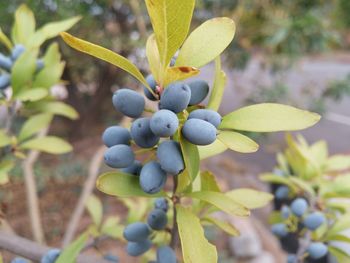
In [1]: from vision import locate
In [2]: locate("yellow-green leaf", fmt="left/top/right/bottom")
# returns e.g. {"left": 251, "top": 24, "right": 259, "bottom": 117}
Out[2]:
{"left": 146, "top": 34, "right": 161, "bottom": 83}
{"left": 328, "top": 246, "right": 350, "bottom": 263}
{"left": 326, "top": 155, "right": 350, "bottom": 172}
{"left": 28, "top": 16, "right": 81, "bottom": 47}
{"left": 176, "top": 17, "right": 235, "bottom": 68}
{"left": 220, "top": 103, "right": 321, "bottom": 132}
{"left": 97, "top": 172, "right": 166, "bottom": 198}
{"left": 12, "top": 4, "right": 36, "bottom": 45}
{"left": 198, "top": 139, "right": 227, "bottom": 160}
{"left": 202, "top": 216, "right": 239, "bottom": 236}
{"left": 163, "top": 66, "right": 200, "bottom": 87}
{"left": 145, "top": 0, "right": 195, "bottom": 70}
{"left": 19, "top": 113, "right": 52, "bottom": 141}
{"left": 260, "top": 173, "right": 298, "bottom": 192}
{"left": 177, "top": 206, "right": 218, "bottom": 263}
{"left": 101, "top": 216, "right": 123, "bottom": 239}
{"left": 19, "top": 136, "right": 72, "bottom": 154}
{"left": 14, "top": 88, "right": 48, "bottom": 102}
{"left": 56, "top": 232, "right": 89, "bottom": 263}
{"left": 11, "top": 49, "right": 39, "bottom": 94}
{"left": 226, "top": 188, "right": 273, "bottom": 209}
{"left": 218, "top": 131, "right": 259, "bottom": 153}
{"left": 31, "top": 101, "right": 79, "bottom": 120}
{"left": 207, "top": 56, "right": 227, "bottom": 111}
{"left": 186, "top": 191, "right": 250, "bottom": 217}
{"left": 0, "top": 130, "right": 11, "bottom": 148}
{"left": 200, "top": 171, "right": 221, "bottom": 192}
{"left": 0, "top": 172, "right": 9, "bottom": 185}
{"left": 0, "top": 27, "right": 12, "bottom": 50}
{"left": 60, "top": 32, "right": 150, "bottom": 89}
{"left": 85, "top": 194, "right": 103, "bottom": 227}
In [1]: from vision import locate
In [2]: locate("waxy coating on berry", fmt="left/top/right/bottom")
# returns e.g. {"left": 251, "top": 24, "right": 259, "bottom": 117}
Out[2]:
{"left": 36, "top": 59, "right": 45, "bottom": 71}
{"left": 281, "top": 205, "right": 290, "bottom": 219}
{"left": 112, "top": 89, "right": 145, "bottom": 118}
{"left": 182, "top": 118, "right": 217, "bottom": 145}
{"left": 150, "top": 109, "right": 179, "bottom": 137}
{"left": 307, "top": 242, "right": 328, "bottom": 259}
{"left": 147, "top": 209, "right": 168, "bottom": 230}
{"left": 271, "top": 223, "right": 288, "bottom": 237}
{"left": 0, "top": 54, "right": 13, "bottom": 71}
{"left": 11, "top": 44, "right": 26, "bottom": 61}
{"left": 104, "top": 145, "right": 134, "bottom": 168}
{"left": 275, "top": 186, "right": 289, "bottom": 200}
{"left": 102, "top": 126, "right": 131, "bottom": 147}
{"left": 121, "top": 160, "right": 143, "bottom": 176}
{"left": 40, "top": 248, "right": 61, "bottom": 263}
{"left": 103, "top": 254, "right": 119, "bottom": 262}
{"left": 188, "top": 80, "right": 209, "bottom": 105}
{"left": 140, "top": 161, "right": 167, "bottom": 194}
{"left": 0, "top": 74, "right": 10, "bottom": 90}
{"left": 126, "top": 239, "right": 152, "bottom": 257}
{"left": 144, "top": 75, "right": 158, "bottom": 101}
{"left": 290, "top": 198, "right": 308, "bottom": 217}
{"left": 123, "top": 222, "right": 150, "bottom": 242}
{"left": 157, "top": 140, "right": 184, "bottom": 175}
{"left": 131, "top": 118, "right": 160, "bottom": 148}
{"left": 160, "top": 82, "right": 191, "bottom": 113}
{"left": 154, "top": 198, "right": 168, "bottom": 212}
{"left": 303, "top": 212, "right": 326, "bottom": 231}
{"left": 157, "top": 246, "right": 177, "bottom": 263}
{"left": 188, "top": 109, "right": 222, "bottom": 128}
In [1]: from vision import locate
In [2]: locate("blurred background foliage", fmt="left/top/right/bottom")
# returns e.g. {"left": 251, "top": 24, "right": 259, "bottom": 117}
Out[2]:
{"left": 1, "top": 0, "right": 349, "bottom": 137}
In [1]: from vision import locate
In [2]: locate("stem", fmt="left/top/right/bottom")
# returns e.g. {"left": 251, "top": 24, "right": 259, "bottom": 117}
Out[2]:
{"left": 170, "top": 175, "right": 179, "bottom": 248}
{"left": 294, "top": 231, "right": 311, "bottom": 263}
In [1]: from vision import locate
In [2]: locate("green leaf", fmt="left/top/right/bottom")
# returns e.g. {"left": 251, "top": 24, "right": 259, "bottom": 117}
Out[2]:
{"left": 328, "top": 246, "right": 350, "bottom": 263}
{"left": 177, "top": 137, "right": 200, "bottom": 193}
{"left": 202, "top": 216, "right": 239, "bottom": 236}
{"left": 18, "top": 113, "right": 53, "bottom": 141}
{"left": 60, "top": 32, "right": 150, "bottom": 89}
{"left": 198, "top": 139, "right": 227, "bottom": 160}
{"left": 217, "top": 131, "right": 259, "bottom": 153}
{"left": 207, "top": 56, "right": 226, "bottom": 111}
{"left": 0, "top": 160, "right": 14, "bottom": 184}
{"left": 0, "top": 130, "right": 11, "bottom": 148}
{"left": 220, "top": 103, "right": 321, "bottom": 132}
{"left": 289, "top": 177, "right": 316, "bottom": 197}
{"left": 19, "top": 136, "right": 72, "bottom": 154}
{"left": 11, "top": 49, "right": 39, "bottom": 94}
{"left": 56, "top": 232, "right": 89, "bottom": 263}
{"left": 176, "top": 18, "right": 235, "bottom": 68}
{"left": 85, "top": 194, "right": 103, "bottom": 227}
{"left": 0, "top": 172, "right": 9, "bottom": 185}
{"left": 327, "top": 213, "right": 350, "bottom": 238}
{"left": 328, "top": 235, "right": 350, "bottom": 243}
{"left": 101, "top": 216, "right": 123, "bottom": 239}
{"left": 177, "top": 206, "right": 218, "bottom": 263}
{"left": 145, "top": 0, "right": 195, "bottom": 70}
{"left": 186, "top": 191, "right": 250, "bottom": 217}
{"left": 260, "top": 173, "right": 298, "bottom": 192}
{"left": 226, "top": 188, "right": 273, "bottom": 209}
{"left": 200, "top": 171, "right": 221, "bottom": 192}
{"left": 14, "top": 88, "right": 48, "bottom": 102}
{"left": 11, "top": 4, "right": 35, "bottom": 45}
{"left": 326, "top": 155, "right": 350, "bottom": 172}
{"left": 164, "top": 66, "right": 200, "bottom": 87}
{"left": 28, "top": 16, "right": 81, "bottom": 47}
{"left": 31, "top": 101, "right": 79, "bottom": 120}
{"left": 146, "top": 34, "right": 161, "bottom": 83}
{"left": 97, "top": 172, "right": 166, "bottom": 198}
{"left": 0, "top": 27, "right": 13, "bottom": 50}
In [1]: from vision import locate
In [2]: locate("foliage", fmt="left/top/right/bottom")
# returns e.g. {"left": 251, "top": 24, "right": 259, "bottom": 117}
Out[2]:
{"left": 61, "top": 0, "right": 321, "bottom": 262}
{"left": 0, "top": 4, "right": 79, "bottom": 185}
{"left": 262, "top": 135, "right": 350, "bottom": 262}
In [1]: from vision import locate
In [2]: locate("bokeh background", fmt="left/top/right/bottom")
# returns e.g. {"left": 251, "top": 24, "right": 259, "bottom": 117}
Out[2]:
{"left": 0, "top": 0, "right": 349, "bottom": 262}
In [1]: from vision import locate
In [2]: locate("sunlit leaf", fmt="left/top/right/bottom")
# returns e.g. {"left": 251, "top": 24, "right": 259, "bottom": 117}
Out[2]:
{"left": 186, "top": 191, "right": 250, "bottom": 217}
{"left": 202, "top": 216, "right": 239, "bottom": 236}
{"left": 0, "top": 27, "right": 13, "bottom": 50}
{"left": 56, "top": 232, "right": 89, "bottom": 263}
{"left": 97, "top": 172, "right": 166, "bottom": 198}
{"left": 18, "top": 113, "right": 52, "bottom": 141}
{"left": 0, "top": 130, "right": 11, "bottom": 148}
{"left": 200, "top": 171, "right": 221, "bottom": 192}
{"left": 14, "top": 88, "right": 48, "bottom": 102}
{"left": 163, "top": 66, "right": 200, "bottom": 87}
{"left": 19, "top": 136, "right": 72, "bottom": 154}
{"left": 60, "top": 32, "right": 150, "bottom": 90}
{"left": 30, "top": 101, "right": 79, "bottom": 120}
{"left": 220, "top": 103, "right": 321, "bottom": 132}
{"left": 11, "top": 4, "right": 35, "bottom": 45}
{"left": 146, "top": 34, "right": 161, "bottom": 83}
{"left": 327, "top": 213, "right": 350, "bottom": 238}
{"left": 85, "top": 194, "right": 103, "bottom": 227}
{"left": 207, "top": 56, "right": 227, "bottom": 111}
{"left": 177, "top": 206, "right": 218, "bottom": 263}
{"left": 218, "top": 131, "right": 259, "bottom": 153}
{"left": 226, "top": 188, "right": 273, "bottom": 209}
{"left": 145, "top": 0, "right": 195, "bottom": 70}
{"left": 176, "top": 18, "right": 235, "bottom": 68}
{"left": 101, "top": 216, "right": 123, "bottom": 239}
{"left": 198, "top": 139, "right": 227, "bottom": 160}
{"left": 328, "top": 246, "right": 350, "bottom": 263}
{"left": 326, "top": 155, "right": 350, "bottom": 172}
{"left": 260, "top": 173, "right": 298, "bottom": 192}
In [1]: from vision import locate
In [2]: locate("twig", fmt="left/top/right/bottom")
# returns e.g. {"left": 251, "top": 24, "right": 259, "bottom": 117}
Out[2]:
{"left": 170, "top": 175, "right": 179, "bottom": 248}
{"left": 22, "top": 128, "right": 49, "bottom": 244}
{"left": 0, "top": 230, "right": 111, "bottom": 263}
{"left": 62, "top": 145, "right": 106, "bottom": 247}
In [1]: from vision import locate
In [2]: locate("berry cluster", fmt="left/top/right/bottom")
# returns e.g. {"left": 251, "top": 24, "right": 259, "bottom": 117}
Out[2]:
{"left": 272, "top": 186, "right": 328, "bottom": 262}
{"left": 102, "top": 75, "right": 221, "bottom": 195}
{"left": 123, "top": 198, "right": 176, "bottom": 262}
{"left": 0, "top": 44, "right": 44, "bottom": 90}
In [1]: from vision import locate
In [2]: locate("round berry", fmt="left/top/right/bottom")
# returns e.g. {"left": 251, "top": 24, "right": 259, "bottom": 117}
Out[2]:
{"left": 154, "top": 198, "right": 168, "bottom": 212}
{"left": 290, "top": 198, "right": 308, "bottom": 217}
{"left": 102, "top": 126, "right": 131, "bottom": 147}
{"left": 140, "top": 161, "right": 167, "bottom": 194}
{"left": 160, "top": 82, "right": 191, "bottom": 113}
{"left": 126, "top": 240, "right": 152, "bottom": 257}
{"left": 281, "top": 205, "right": 290, "bottom": 219}
{"left": 275, "top": 186, "right": 289, "bottom": 200}
{"left": 188, "top": 109, "right": 222, "bottom": 128}
{"left": 144, "top": 75, "right": 158, "bottom": 101}
{"left": 131, "top": 118, "right": 160, "bottom": 148}
{"left": 157, "top": 140, "right": 184, "bottom": 175}
{"left": 150, "top": 109, "right": 179, "bottom": 137}
{"left": 41, "top": 248, "right": 61, "bottom": 263}
{"left": 157, "top": 246, "right": 177, "bottom": 263}
{"left": 188, "top": 80, "right": 209, "bottom": 105}
{"left": 271, "top": 223, "right": 288, "bottom": 237}
{"left": 104, "top": 145, "right": 134, "bottom": 168}
{"left": 307, "top": 242, "right": 328, "bottom": 259}
{"left": 11, "top": 44, "right": 26, "bottom": 61}
{"left": 123, "top": 222, "right": 150, "bottom": 242}
{"left": 303, "top": 212, "right": 326, "bottom": 231}
{"left": 147, "top": 209, "right": 168, "bottom": 230}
